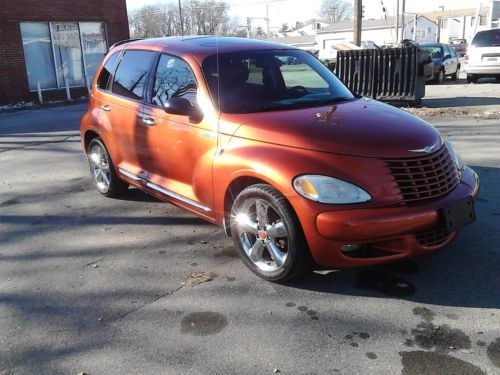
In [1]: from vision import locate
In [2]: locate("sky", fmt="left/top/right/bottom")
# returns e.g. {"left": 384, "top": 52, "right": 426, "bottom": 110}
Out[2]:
{"left": 126, "top": 0, "right": 486, "bottom": 30}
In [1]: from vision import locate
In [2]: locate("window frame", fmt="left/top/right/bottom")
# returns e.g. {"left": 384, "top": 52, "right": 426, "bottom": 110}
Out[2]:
{"left": 96, "top": 50, "right": 123, "bottom": 93}
{"left": 145, "top": 52, "right": 200, "bottom": 110}
{"left": 108, "top": 49, "right": 158, "bottom": 103}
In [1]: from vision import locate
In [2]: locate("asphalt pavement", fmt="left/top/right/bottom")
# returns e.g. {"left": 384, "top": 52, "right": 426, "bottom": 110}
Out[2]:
{"left": 0, "top": 97, "right": 499, "bottom": 375}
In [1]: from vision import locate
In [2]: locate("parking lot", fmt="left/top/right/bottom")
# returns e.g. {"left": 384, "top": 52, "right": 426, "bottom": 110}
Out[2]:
{"left": 1, "top": 81, "right": 499, "bottom": 374}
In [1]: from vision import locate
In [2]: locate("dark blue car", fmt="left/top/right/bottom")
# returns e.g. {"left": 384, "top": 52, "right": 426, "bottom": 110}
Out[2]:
{"left": 421, "top": 43, "right": 461, "bottom": 84}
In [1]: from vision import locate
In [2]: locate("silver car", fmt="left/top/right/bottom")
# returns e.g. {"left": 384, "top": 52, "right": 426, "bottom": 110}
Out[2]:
{"left": 465, "top": 29, "right": 500, "bottom": 83}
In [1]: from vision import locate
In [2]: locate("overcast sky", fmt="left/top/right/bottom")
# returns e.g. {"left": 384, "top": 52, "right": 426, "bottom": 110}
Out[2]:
{"left": 126, "top": 0, "right": 484, "bottom": 30}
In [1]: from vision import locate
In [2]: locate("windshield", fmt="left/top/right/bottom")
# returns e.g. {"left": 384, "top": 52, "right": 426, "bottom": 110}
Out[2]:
{"left": 422, "top": 46, "right": 443, "bottom": 59}
{"left": 201, "top": 49, "right": 354, "bottom": 114}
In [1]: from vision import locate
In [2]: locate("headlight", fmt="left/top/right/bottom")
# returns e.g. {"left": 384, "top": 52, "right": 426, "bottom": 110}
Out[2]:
{"left": 293, "top": 175, "right": 371, "bottom": 204}
{"left": 445, "top": 139, "right": 463, "bottom": 170}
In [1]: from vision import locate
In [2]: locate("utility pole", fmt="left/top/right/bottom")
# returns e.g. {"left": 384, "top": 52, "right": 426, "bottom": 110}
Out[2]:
{"left": 395, "top": 0, "right": 399, "bottom": 44}
{"left": 178, "top": 0, "right": 184, "bottom": 36}
{"left": 400, "top": 0, "right": 406, "bottom": 42}
{"left": 353, "top": 0, "right": 362, "bottom": 46}
{"left": 266, "top": 4, "right": 270, "bottom": 37}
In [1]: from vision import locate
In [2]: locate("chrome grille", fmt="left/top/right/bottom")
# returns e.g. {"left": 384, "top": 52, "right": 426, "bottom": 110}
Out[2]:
{"left": 385, "top": 145, "right": 460, "bottom": 203}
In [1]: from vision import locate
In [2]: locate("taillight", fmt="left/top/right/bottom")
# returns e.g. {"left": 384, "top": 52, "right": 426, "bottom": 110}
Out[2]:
{"left": 464, "top": 55, "right": 469, "bottom": 61}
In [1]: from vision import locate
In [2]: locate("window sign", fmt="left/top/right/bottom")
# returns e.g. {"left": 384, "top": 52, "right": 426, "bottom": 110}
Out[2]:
{"left": 80, "top": 22, "right": 108, "bottom": 84}
{"left": 51, "top": 22, "right": 86, "bottom": 88}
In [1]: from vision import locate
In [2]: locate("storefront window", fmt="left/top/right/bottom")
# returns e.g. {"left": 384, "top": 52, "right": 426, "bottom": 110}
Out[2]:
{"left": 20, "top": 23, "right": 58, "bottom": 90}
{"left": 20, "top": 21, "right": 107, "bottom": 91}
{"left": 80, "top": 22, "right": 108, "bottom": 84}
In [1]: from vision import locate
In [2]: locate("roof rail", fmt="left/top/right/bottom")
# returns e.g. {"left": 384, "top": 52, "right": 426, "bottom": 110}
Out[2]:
{"left": 108, "top": 38, "right": 143, "bottom": 50}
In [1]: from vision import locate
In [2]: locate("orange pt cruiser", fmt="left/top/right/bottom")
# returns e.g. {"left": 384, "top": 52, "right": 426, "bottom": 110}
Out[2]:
{"left": 81, "top": 37, "right": 479, "bottom": 282}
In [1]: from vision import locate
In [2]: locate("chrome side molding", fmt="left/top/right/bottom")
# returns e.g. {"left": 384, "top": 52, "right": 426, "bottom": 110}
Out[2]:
{"left": 146, "top": 182, "right": 212, "bottom": 212}
{"left": 118, "top": 168, "right": 143, "bottom": 181}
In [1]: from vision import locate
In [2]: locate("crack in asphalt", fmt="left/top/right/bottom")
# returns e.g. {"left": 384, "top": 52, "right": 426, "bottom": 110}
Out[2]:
{"left": 0, "top": 135, "right": 78, "bottom": 153}
{"left": 111, "top": 284, "right": 186, "bottom": 324}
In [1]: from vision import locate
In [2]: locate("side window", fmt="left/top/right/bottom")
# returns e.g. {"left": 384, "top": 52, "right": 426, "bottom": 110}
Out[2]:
{"left": 112, "top": 50, "right": 155, "bottom": 100}
{"left": 97, "top": 52, "right": 120, "bottom": 91}
{"left": 152, "top": 55, "right": 197, "bottom": 107}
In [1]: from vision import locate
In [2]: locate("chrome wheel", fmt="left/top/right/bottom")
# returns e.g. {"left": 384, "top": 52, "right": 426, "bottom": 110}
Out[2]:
{"left": 88, "top": 144, "right": 111, "bottom": 193}
{"left": 234, "top": 198, "right": 289, "bottom": 272}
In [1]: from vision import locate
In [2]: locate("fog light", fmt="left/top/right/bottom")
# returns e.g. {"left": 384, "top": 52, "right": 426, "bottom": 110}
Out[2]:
{"left": 340, "top": 244, "right": 364, "bottom": 253}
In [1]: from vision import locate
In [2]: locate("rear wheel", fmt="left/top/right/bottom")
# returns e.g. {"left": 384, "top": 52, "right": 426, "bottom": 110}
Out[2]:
{"left": 87, "top": 138, "right": 128, "bottom": 197}
{"left": 230, "top": 184, "right": 312, "bottom": 282}
{"left": 467, "top": 74, "right": 479, "bottom": 83}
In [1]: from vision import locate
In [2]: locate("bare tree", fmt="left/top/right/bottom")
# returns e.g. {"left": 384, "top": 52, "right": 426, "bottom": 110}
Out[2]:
{"left": 279, "top": 23, "right": 290, "bottom": 36}
{"left": 129, "top": 0, "right": 240, "bottom": 38}
{"left": 319, "top": 0, "right": 353, "bottom": 23}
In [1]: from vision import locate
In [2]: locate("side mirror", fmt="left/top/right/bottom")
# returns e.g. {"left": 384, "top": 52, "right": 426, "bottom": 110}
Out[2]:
{"left": 164, "top": 97, "right": 202, "bottom": 122}
{"left": 444, "top": 54, "right": 452, "bottom": 60}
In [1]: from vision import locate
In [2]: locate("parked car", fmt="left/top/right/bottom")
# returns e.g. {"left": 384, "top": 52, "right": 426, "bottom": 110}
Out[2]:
{"left": 420, "top": 43, "right": 461, "bottom": 83}
{"left": 81, "top": 37, "right": 479, "bottom": 282}
{"left": 449, "top": 38, "right": 467, "bottom": 56}
{"left": 465, "top": 29, "right": 500, "bottom": 83}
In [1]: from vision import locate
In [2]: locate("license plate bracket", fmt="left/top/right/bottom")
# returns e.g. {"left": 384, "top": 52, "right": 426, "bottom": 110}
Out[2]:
{"left": 442, "top": 196, "right": 476, "bottom": 233}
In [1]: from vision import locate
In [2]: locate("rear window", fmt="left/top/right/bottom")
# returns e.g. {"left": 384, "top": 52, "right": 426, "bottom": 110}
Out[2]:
{"left": 112, "top": 50, "right": 156, "bottom": 100}
{"left": 97, "top": 52, "right": 120, "bottom": 90}
{"left": 471, "top": 29, "right": 500, "bottom": 47}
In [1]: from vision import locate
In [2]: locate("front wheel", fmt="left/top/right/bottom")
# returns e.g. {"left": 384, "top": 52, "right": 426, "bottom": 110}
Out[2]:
{"left": 230, "top": 184, "right": 313, "bottom": 282}
{"left": 435, "top": 69, "right": 445, "bottom": 84}
{"left": 87, "top": 138, "right": 128, "bottom": 197}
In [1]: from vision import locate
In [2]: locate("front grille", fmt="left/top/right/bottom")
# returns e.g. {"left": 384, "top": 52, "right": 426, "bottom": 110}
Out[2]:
{"left": 415, "top": 227, "right": 451, "bottom": 247}
{"left": 385, "top": 145, "right": 460, "bottom": 203}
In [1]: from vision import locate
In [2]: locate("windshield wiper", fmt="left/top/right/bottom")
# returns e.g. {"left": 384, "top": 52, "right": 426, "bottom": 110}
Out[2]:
{"left": 314, "top": 96, "right": 355, "bottom": 107}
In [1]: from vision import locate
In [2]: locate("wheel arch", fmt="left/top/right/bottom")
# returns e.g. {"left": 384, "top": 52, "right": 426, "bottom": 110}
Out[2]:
{"left": 83, "top": 129, "right": 100, "bottom": 152}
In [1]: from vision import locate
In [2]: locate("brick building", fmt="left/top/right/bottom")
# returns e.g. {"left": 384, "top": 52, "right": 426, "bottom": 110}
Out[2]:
{"left": 0, "top": 0, "right": 129, "bottom": 104}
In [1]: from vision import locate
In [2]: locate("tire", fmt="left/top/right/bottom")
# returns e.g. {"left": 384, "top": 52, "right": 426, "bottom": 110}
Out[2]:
{"left": 467, "top": 74, "right": 478, "bottom": 83}
{"left": 230, "top": 184, "right": 313, "bottom": 282}
{"left": 87, "top": 138, "right": 128, "bottom": 197}
{"left": 435, "top": 69, "right": 445, "bottom": 84}
{"left": 451, "top": 71, "right": 458, "bottom": 81}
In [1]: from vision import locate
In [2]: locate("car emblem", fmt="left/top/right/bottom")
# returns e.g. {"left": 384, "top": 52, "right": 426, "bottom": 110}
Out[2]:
{"left": 408, "top": 143, "right": 436, "bottom": 154}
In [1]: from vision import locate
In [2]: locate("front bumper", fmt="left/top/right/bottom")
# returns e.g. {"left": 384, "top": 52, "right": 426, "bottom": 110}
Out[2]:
{"left": 303, "top": 167, "right": 479, "bottom": 268}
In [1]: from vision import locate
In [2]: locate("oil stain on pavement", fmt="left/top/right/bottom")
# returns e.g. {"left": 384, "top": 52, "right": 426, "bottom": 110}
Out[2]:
{"left": 181, "top": 311, "right": 228, "bottom": 336}
{"left": 399, "top": 306, "right": 486, "bottom": 374}
{"left": 487, "top": 338, "right": 500, "bottom": 369}
{"left": 400, "top": 351, "right": 485, "bottom": 375}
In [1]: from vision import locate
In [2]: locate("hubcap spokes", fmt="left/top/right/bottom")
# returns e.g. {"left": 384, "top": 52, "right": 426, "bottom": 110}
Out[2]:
{"left": 235, "top": 199, "right": 288, "bottom": 272}
{"left": 89, "top": 145, "right": 111, "bottom": 192}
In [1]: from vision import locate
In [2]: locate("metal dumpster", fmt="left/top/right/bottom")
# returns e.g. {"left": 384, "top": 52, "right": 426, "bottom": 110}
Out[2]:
{"left": 334, "top": 47, "right": 433, "bottom": 106}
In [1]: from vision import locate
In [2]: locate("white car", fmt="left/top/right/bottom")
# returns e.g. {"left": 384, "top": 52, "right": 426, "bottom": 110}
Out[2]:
{"left": 465, "top": 29, "right": 500, "bottom": 83}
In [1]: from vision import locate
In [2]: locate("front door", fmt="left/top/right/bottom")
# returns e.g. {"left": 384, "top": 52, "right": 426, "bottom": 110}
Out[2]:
{"left": 139, "top": 54, "right": 218, "bottom": 218}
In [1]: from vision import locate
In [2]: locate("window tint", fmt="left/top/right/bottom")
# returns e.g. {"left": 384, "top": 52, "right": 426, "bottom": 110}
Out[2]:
{"left": 112, "top": 50, "right": 155, "bottom": 100}
{"left": 152, "top": 55, "right": 197, "bottom": 107}
{"left": 97, "top": 52, "right": 120, "bottom": 90}
{"left": 472, "top": 29, "right": 500, "bottom": 47}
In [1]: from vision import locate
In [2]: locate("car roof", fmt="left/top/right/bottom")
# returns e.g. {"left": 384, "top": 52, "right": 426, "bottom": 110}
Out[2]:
{"left": 117, "top": 36, "right": 297, "bottom": 62}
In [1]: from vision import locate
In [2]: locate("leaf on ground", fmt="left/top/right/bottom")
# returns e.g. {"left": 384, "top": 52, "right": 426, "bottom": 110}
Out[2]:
{"left": 185, "top": 271, "right": 217, "bottom": 287}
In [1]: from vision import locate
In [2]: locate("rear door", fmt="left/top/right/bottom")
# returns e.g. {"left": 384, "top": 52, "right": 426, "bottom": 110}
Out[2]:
{"left": 105, "top": 50, "right": 156, "bottom": 180}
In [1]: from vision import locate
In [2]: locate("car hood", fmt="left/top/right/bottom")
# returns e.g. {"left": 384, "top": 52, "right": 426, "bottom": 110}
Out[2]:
{"left": 223, "top": 98, "right": 442, "bottom": 158}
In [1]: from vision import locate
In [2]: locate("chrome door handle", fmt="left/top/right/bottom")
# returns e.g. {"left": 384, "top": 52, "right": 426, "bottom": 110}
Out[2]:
{"left": 141, "top": 117, "right": 156, "bottom": 126}
{"left": 101, "top": 105, "right": 111, "bottom": 112}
